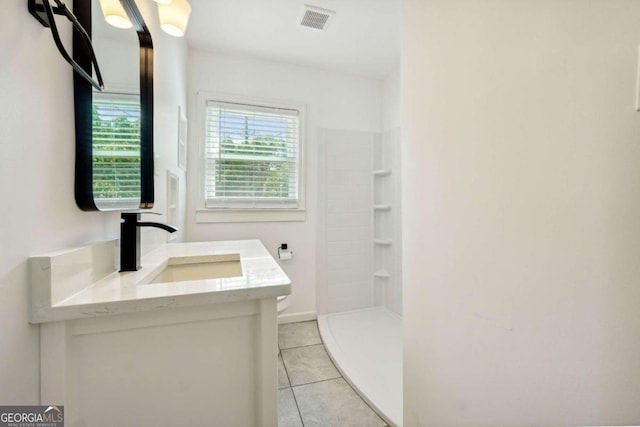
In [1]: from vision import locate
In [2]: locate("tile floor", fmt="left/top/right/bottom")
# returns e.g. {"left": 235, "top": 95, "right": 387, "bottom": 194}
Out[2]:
{"left": 277, "top": 320, "right": 388, "bottom": 427}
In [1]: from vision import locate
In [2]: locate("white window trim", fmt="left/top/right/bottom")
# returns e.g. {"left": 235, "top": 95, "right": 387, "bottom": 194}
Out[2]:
{"left": 196, "top": 91, "right": 307, "bottom": 223}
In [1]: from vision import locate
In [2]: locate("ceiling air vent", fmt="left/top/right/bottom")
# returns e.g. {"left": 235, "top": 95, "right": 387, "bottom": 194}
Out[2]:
{"left": 299, "top": 5, "right": 335, "bottom": 31}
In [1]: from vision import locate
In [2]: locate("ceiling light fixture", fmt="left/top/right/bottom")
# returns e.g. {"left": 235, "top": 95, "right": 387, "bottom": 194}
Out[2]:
{"left": 98, "top": 0, "right": 132, "bottom": 29}
{"left": 158, "top": 0, "right": 192, "bottom": 37}
{"left": 99, "top": 0, "right": 192, "bottom": 38}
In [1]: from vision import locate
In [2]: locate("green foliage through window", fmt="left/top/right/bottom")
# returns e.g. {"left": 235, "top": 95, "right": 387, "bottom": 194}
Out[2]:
{"left": 205, "top": 101, "right": 300, "bottom": 208}
{"left": 92, "top": 94, "right": 141, "bottom": 204}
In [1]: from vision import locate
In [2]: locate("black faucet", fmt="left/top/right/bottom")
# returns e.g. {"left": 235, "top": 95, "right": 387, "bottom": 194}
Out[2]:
{"left": 120, "top": 212, "right": 178, "bottom": 272}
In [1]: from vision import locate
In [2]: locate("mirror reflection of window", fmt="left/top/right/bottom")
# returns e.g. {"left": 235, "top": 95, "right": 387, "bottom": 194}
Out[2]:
{"left": 91, "top": 0, "right": 141, "bottom": 210}
{"left": 92, "top": 92, "right": 141, "bottom": 210}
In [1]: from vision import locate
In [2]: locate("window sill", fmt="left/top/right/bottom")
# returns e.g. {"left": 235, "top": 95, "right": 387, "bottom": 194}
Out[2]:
{"left": 195, "top": 209, "right": 306, "bottom": 223}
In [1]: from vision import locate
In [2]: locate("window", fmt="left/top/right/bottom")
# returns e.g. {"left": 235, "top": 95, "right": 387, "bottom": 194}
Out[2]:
{"left": 203, "top": 98, "right": 303, "bottom": 212}
{"left": 92, "top": 92, "right": 141, "bottom": 210}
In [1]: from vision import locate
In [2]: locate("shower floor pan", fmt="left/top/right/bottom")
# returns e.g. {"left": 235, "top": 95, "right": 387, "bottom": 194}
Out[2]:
{"left": 318, "top": 306, "right": 402, "bottom": 427}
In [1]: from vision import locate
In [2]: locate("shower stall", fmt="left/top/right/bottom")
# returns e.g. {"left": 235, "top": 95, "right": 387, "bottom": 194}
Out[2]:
{"left": 317, "top": 128, "right": 402, "bottom": 426}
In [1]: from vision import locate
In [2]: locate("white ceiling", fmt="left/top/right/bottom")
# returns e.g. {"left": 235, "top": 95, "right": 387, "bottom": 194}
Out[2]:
{"left": 185, "top": 0, "right": 401, "bottom": 80}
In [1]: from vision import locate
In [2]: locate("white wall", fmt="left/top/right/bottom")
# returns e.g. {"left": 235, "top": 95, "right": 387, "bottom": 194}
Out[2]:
{"left": 145, "top": 5, "right": 188, "bottom": 249}
{"left": 186, "top": 50, "right": 383, "bottom": 316}
{"left": 403, "top": 1, "right": 640, "bottom": 426}
{"left": 382, "top": 68, "right": 401, "bottom": 131}
{"left": 0, "top": 0, "right": 186, "bottom": 404}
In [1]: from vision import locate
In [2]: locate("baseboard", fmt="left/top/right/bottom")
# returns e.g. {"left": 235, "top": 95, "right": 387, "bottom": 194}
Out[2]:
{"left": 277, "top": 310, "right": 317, "bottom": 324}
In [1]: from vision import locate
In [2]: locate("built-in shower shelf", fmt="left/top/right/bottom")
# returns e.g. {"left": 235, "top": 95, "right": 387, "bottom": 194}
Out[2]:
{"left": 374, "top": 269, "right": 391, "bottom": 279}
{"left": 373, "top": 239, "right": 392, "bottom": 246}
{"left": 373, "top": 205, "right": 392, "bottom": 211}
{"left": 373, "top": 169, "right": 392, "bottom": 177}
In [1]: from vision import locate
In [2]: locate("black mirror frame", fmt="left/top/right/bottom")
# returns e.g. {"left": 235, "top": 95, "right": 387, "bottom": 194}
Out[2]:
{"left": 73, "top": 0, "right": 154, "bottom": 211}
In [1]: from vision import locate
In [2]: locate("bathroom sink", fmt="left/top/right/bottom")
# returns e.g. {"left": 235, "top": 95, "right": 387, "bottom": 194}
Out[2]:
{"left": 150, "top": 253, "right": 242, "bottom": 284}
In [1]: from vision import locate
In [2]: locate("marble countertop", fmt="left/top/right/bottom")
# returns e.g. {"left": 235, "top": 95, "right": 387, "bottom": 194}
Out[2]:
{"left": 30, "top": 239, "right": 291, "bottom": 323}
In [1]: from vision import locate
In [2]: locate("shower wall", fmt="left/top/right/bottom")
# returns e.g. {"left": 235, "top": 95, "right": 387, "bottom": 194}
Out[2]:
{"left": 317, "top": 129, "right": 374, "bottom": 314}
{"left": 317, "top": 128, "right": 402, "bottom": 315}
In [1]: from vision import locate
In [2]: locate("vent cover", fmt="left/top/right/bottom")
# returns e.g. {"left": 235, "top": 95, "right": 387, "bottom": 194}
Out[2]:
{"left": 299, "top": 5, "right": 335, "bottom": 31}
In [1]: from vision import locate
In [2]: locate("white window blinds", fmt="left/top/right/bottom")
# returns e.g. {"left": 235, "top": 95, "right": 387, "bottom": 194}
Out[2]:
{"left": 205, "top": 100, "right": 300, "bottom": 209}
{"left": 92, "top": 93, "right": 141, "bottom": 209}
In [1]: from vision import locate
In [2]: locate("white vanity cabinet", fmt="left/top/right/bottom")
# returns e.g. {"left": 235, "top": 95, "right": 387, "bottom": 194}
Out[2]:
{"left": 31, "top": 240, "right": 290, "bottom": 427}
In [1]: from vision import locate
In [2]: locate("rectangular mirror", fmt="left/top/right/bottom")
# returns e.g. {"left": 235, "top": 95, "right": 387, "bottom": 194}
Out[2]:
{"left": 73, "top": 0, "right": 154, "bottom": 211}
{"left": 92, "top": 0, "right": 140, "bottom": 210}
